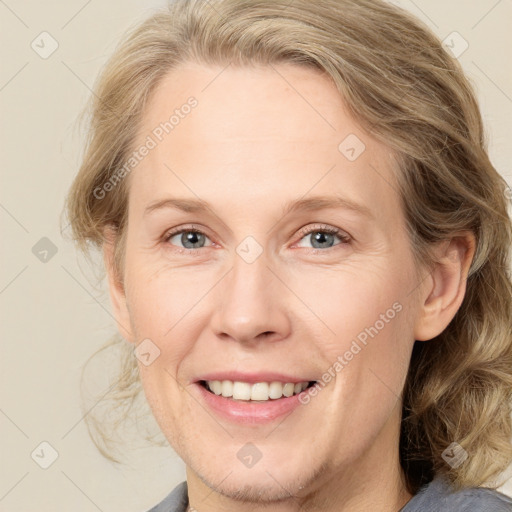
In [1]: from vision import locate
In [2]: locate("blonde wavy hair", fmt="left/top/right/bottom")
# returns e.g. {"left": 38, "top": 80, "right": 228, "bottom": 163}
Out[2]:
{"left": 63, "top": 0, "right": 512, "bottom": 496}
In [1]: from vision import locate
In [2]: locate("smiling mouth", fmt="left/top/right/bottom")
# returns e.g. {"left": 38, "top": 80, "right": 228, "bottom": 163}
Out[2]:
{"left": 200, "top": 380, "right": 317, "bottom": 401}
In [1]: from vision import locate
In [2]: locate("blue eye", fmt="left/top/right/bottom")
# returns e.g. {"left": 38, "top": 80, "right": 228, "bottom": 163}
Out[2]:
{"left": 295, "top": 225, "right": 351, "bottom": 250}
{"left": 162, "top": 224, "right": 351, "bottom": 253}
{"left": 164, "top": 227, "right": 213, "bottom": 250}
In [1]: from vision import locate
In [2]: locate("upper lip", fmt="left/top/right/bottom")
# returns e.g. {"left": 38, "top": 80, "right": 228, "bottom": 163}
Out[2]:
{"left": 195, "top": 371, "right": 317, "bottom": 384}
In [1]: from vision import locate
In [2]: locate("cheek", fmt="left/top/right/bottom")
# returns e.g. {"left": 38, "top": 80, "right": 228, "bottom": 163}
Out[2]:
{"left": 334, "top": 289, "right": 415, "bottom": 411}
{"left": 289, "top": 261, "right": 407, "bottom": 350}
{"left": 136, "top": 363, "right": 186, "bottom": 451}
{"left": 124, "top": 260, "right": 218, "bottom": 378}
{"left": 302, "top": 261, "right": 415, "bottom": 406}
{"left": 125, "top": 257, "right": 200, "bottom": 335}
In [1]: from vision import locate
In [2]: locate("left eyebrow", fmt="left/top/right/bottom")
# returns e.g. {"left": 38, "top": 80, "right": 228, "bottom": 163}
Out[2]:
{"left": 280, "top": 196, "right": 374, "bottom": 220}
{"left": 143, "top": 194, "right": 374, "bottom": 220}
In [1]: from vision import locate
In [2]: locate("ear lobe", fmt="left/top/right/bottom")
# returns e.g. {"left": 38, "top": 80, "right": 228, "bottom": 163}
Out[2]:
{"left": 102, "top": 226, "right": 135, "bottom": 344}
{"left": 414, "top": 232, "right": 476, "bottom": 342}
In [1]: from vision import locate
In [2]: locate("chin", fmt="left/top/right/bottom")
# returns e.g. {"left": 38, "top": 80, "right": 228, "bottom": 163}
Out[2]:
{"left": 202, "top": 473, "right": 303, "bottom": 503}
{"left": 193, "top": 456, "right": 325, "bottom": 504}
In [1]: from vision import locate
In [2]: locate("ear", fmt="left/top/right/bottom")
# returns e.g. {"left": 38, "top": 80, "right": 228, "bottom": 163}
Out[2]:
{"left": 103, "top": 226, "right": 135, "bottom": 344}
{"left": 414, "top": 231, "right": 476, "bottom": 341}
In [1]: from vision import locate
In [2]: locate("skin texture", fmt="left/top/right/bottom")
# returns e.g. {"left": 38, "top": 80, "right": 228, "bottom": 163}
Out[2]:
{"left": 103, "top": 62, "right": 476, "bottom": 512}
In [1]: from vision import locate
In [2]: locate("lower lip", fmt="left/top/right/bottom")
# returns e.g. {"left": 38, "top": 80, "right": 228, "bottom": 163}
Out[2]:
{"left": 195, "top": 383, "right": 310, "bottom": 424}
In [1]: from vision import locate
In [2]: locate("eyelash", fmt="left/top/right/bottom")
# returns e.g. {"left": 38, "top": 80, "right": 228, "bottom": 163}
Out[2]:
{"left": 162, "top": 223, "right": 351, "bottom": 253}
{"left": 295, "top": 224, "right": 351, "bottom": 249}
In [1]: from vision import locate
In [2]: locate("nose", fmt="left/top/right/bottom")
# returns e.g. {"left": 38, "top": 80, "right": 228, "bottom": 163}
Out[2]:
{"left": 210, "top": 251, "right": 291, "bottom": 346}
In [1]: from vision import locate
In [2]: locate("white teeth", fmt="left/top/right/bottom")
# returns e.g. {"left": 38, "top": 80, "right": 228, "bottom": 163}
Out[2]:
{"left": 251, "top": 382, "right": 269, "bottom": 401}
{"left": 233, "top": 381, "right": 252, "bottom": 400}
{"left": 210, "top": 380, "right": 222, "bottom": 395}
{"left": 268, "top": 381, "right": 283, "bottom": 399}
{"left": 205, "top": 380, "right": 311, "bottom": 401}
{"left": 221, "top": 380, "right": 233, "bottom": 397}
{"left": 283, "top": 383, "right": 294, "bottom": 397}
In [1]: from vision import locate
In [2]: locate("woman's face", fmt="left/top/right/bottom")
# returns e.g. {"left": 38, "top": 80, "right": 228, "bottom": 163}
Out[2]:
{"left": 111, "top": 62, "right": 426, "bottom": 501}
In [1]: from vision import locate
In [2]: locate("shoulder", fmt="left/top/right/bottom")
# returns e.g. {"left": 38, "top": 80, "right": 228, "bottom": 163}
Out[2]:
{"left": 146, "top": 480, "right": 188, "bottom": 512}
{"left": 402, "top": 476, "right": 512, "bottom": 512}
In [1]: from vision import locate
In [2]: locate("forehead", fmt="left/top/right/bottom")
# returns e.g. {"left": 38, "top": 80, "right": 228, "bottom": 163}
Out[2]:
{"left": 128, "top": 61, "right": 401, "bottom": 227}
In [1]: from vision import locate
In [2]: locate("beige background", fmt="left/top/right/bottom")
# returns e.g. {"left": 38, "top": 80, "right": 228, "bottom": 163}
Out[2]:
{"left": 1, "top": 0, "right": 511, "bottom": 510}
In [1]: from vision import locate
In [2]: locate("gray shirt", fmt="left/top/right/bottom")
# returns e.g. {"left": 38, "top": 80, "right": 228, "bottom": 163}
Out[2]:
{"left": 147, "top": 476, "right": 512, "bottom": 511}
